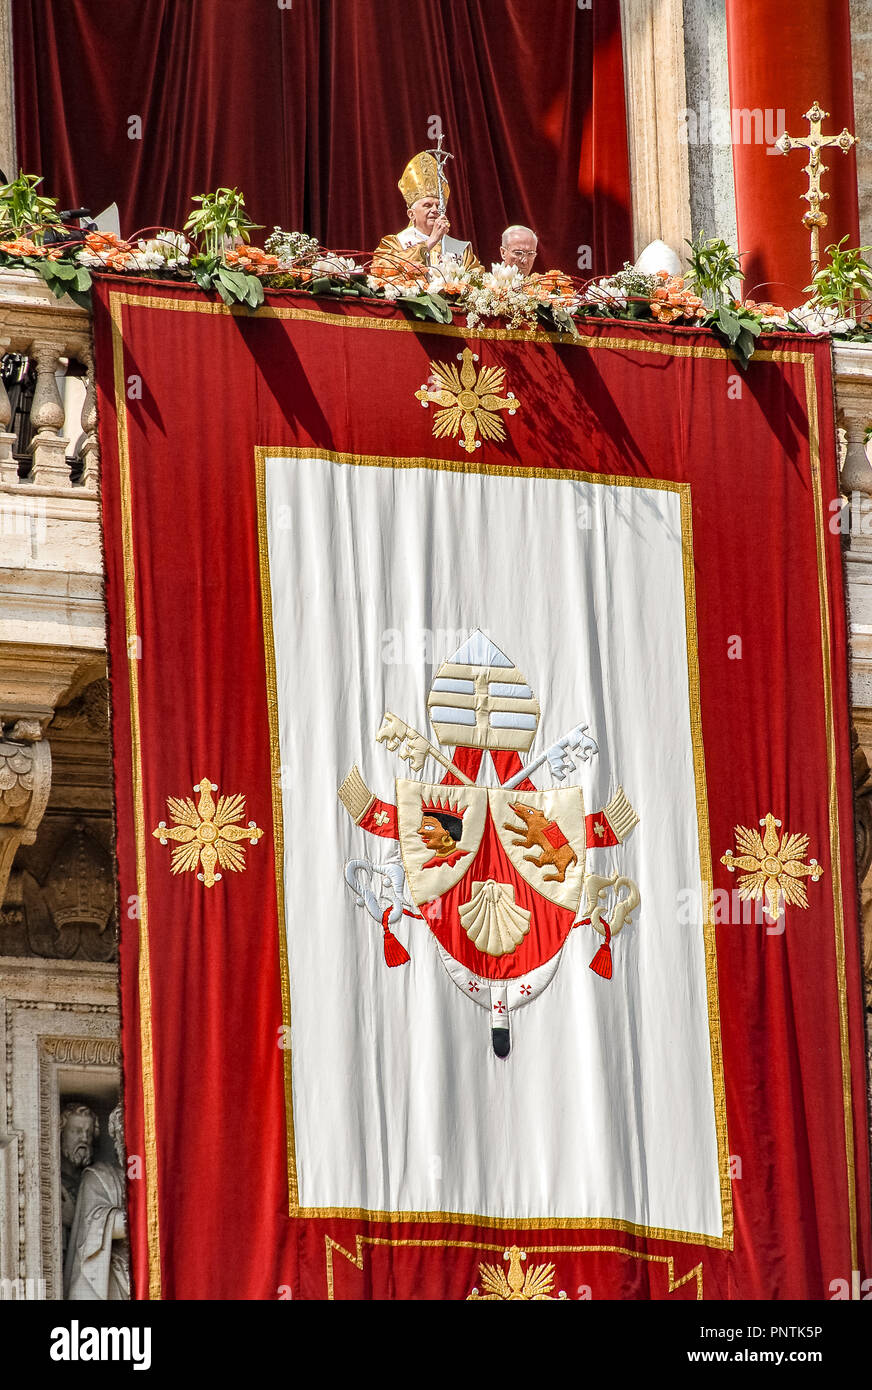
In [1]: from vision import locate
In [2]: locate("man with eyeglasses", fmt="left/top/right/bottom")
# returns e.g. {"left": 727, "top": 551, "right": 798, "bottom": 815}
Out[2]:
{"left": 500, "top": 225, "right": 538, "bottom": 274}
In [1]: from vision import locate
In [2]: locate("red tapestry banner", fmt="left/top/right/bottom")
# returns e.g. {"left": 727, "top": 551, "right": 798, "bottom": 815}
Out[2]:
{"left": 92, "top": 277, "right": 871, "bottom": 1301}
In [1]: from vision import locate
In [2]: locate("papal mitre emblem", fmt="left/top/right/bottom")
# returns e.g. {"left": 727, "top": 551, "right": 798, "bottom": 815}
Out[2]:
{"left": 426, "top": 630, "right": 540, "bottom": 753}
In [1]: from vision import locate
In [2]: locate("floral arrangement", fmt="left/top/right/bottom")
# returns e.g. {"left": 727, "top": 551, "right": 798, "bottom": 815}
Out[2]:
{"left": 222, "top": 245, "right": 280, "bottom": 277}
{"left": 584, "top": 261, "right": 656, "bottom": 310}
{"left": 0, "top": 234, "right": 66, "bottom": 262}
{"left": 3, "top": 173, "right": 872, "bottom": 363}
{"left": 430, "top": 260, "right": 579, "bottom": 336}
{"left": 648, "top": 275, "right": 706, "bottom": 324}
{"left": 742, "top": 298, "right": 791, "bottom": 328}
{"left": 264, "top": 227, "right": 320, "bottom": 265}
{"left": 584, "top": 265, "right": 705, "bottom": 323}
{"left": 454, "top": 263, "right": 543, "bottom": 332}
{"left": 77, "top": 230, "right": 187, "bottom": 273}
{"left": 526, "top": 269, "right": 580, "bottom": 310}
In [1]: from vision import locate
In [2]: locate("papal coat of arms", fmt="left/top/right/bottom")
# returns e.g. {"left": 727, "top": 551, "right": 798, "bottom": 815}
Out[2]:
{"left": 338, "top": 631, "right": 640, "bottom": 1057}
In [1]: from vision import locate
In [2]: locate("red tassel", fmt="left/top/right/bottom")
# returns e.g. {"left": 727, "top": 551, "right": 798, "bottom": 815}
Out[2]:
{"left": 382, "top": 909, "right": 410, "bottom": 968}
{"left": 589, "top": 921, "right": 613, "bottom": 979}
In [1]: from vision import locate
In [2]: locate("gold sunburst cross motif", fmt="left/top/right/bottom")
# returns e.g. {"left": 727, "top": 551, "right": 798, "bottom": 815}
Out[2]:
{"left": 720, "top": 812, "right": 823, "bottom": 920}
{"left": 467, "top": 1246, "right": 568, "bottom": 1301}
{"left": 152, "top": 775, "right": 264, "bottom": 887}
{"left": 415, "top": 347, "right": 520, "bottom": 454}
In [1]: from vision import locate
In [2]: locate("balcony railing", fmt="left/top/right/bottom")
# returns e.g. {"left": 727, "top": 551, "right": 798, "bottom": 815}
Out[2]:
{"left": 0, "top": 268, "right": 96, "bottom": 495}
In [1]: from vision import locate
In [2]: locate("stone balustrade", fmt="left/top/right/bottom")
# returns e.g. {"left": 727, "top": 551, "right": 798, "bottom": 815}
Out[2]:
{"left": 0, "top": 268, "right": 96, "bottom": 493}
{"left": 0, "top": 269, "right": 104, "bottom": 908}
{"left": 0, "top": 270, "right": 103, "bottom": 652}
{"left": 834, "top": 343, "right": 872, "bottom": 719}
{"left": 834, "top": 341, "right": 872, "bottom": 501}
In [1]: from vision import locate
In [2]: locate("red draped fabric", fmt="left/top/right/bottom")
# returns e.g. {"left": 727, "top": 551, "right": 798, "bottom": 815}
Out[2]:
{"left": 726, "top": 0, "right": 859, "bottom": 307}
{"left": 12, "top": 0, "right": 631, "bottom": 275}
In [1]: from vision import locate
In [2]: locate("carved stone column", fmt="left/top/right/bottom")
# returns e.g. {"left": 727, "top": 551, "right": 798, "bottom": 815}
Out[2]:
{"left": 836, "top": 346, "right": 872, "bottom": 711}
{"left": 28, "top": 344, "right": 70, "bottom": 488}
{"left": 0, "top": 333, "right": 17, "bottom": 484}
{"left": 619, "top": 0, "right": 693, "bottom": 260}
{"left": 77, "top": 350, "right": 99, "bottom": 496}
{"left": 835, "top": 344, "right": 872, "bottom": 502}
{"left": 0, "top": 722, "right": 51, "bottom": 908}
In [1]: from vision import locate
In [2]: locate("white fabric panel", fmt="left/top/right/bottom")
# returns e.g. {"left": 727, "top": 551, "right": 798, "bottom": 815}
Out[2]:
{"left": 264, "top": 454, "right": 723, "bottom": 1236}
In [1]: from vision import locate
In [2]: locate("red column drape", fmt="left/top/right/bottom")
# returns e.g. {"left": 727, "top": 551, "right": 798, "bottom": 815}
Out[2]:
{"left": 726, "top": 0, "right": 859, "bottom": 307}
{"left": 12, "top": 0, "right": 631, "bottom": 276}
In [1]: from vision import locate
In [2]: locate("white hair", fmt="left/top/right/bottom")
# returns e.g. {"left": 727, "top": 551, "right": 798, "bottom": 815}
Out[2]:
{"left": 501, "top": 225, "right": 538, "bottom": 247}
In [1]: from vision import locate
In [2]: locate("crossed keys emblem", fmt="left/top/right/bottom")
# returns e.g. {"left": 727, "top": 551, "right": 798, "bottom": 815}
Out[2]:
{"left": 375, "top": 710, "right": 598, "bottom": 787}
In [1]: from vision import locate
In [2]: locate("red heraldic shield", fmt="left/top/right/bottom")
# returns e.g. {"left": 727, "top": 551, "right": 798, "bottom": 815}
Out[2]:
{"left": 400, "top": 783, "right": 585, "bottom": 979}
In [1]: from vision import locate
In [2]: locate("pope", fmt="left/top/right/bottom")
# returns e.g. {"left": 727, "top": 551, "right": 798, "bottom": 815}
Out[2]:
{"left": 373, "top": 151, "right": 480, "bottom": 277}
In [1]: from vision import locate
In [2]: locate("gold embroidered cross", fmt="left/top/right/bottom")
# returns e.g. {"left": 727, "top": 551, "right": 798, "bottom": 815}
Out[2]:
{"left": 153, "top": 776, "right": 264, "bottom": 887}
{"left": 467, "top": 1247, "right": 567, "bottom": 1301}
{"left": 415, "top": 348, "right": 520, "bottom": 454}
{"left": 720, "top": 812, "right": 823, "bottom": 919}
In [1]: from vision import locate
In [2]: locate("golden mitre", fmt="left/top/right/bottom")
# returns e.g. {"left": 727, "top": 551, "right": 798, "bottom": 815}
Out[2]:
{"left": 398, "top": 151, "right": 450, "bottom": 209}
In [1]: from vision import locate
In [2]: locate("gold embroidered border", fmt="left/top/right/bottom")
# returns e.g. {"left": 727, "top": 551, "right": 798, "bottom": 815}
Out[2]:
{"left": 108, "top": 293, "right": 162, "bottom": 1298}
{"left": 254, "top": 458, "right": 297, "bottom": 1206}
{"left": 324, "top": 1234, "right": 704, "bottom": 1301}
{"left": 100, "top": 288, "right": 810, "bottom": 361}
{"left": 256, "top": 445, "right": 731, "bottom": 1248}
{"left": 105, "top": 287, "right": 858, "bottom": 1293}
{"left": 804, "top": 357, "right": 858, "bottom": 1273}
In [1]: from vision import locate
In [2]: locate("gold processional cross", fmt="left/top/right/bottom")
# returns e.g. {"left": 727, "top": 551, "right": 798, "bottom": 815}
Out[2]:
{"left": 774, "top": 101, "right": 856, "bottom": 277}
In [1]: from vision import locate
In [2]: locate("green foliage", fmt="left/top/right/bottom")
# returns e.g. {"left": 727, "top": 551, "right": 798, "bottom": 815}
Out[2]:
{"left": 0, "top": 171, "right": 63, "bottom": 243}
{"left": 396, "top": 292, "right": 453, "bottom": 324}
{"left": 184, "top": 188, "right": 262, "bottom": 261}
{"left": 707, "top": 303, "right": 762, "bottom": 369}
{"left": 32, "top": 258, "right": 92, "bottom": 309}
{"left": 191, "top": 257, "right": 264, "bottom": 309}
{"left": 537, "top": 302, "right": 579, "bottom": 338}
{"left": 805, "top": 237, "right": 872, "bottom": 317}
{"left": 685, "top": 231, "right": 743, "bottom": 309}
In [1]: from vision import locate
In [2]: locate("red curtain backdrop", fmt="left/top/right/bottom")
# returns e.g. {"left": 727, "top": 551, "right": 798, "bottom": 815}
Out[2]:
{"left": 12, "top": 0, "right": 631, "bottom": 276}
{"left": 726, "top": 0, "right": 859, "bottom": 306}
{"left": 92, "top": 278, "right": 871, "bottom": 1300}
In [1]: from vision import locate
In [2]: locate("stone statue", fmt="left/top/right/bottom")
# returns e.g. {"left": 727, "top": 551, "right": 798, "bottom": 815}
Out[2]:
{"left": 64, "top": 1103, "right": 129, "bottom": 1300}
{"left": 59, "top": 1101, "right": 97, "bottom": 1260}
